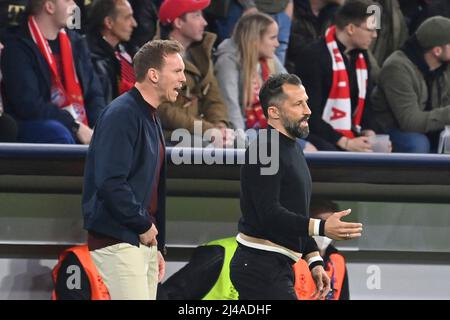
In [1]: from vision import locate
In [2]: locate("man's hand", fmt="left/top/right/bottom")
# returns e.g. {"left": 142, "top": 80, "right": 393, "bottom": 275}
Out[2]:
{"left": 76, "top": 122, "right": 93, "bottom": 145}
{"left": 361, "top": 129, "right": 376, "bottom": 137}
{"left": 310, "top": 265, "right": 331, "bottom": 300}
{"left": 157, "top": 250, "right": 166, "bottom": 282}
{"left": 139, "top": 224, "right": 158, "bottom": 247}
{"left": 347, "top": 136, "right": 373, "bottom": 152}
{"left": 324, "top": 209, "right": 363, "bottom": 240}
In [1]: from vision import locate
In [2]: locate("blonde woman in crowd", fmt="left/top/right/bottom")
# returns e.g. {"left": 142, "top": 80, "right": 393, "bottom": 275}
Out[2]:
{"left": 214, "top": 12, "right": 315, "bottom": 150}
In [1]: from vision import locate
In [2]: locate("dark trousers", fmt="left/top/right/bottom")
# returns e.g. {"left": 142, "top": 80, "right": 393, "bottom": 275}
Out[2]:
{"left": 230, "top": 244, "right": 298, "bottom": 300}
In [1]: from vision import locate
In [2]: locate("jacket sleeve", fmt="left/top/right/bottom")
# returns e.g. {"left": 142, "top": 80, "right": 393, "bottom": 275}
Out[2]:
{"left": 198, "top": 64, "right": 230, "bottom": 129}
{"left": 377, "top": 62, "right": 450, "bottom": 133}
{"left": 303, "top": 236, "right": 320, "bottom": 256}
{"left": 76, "top": 36, "right": 106, "bottom": 128}
{"left": 295, "top": 45, "right": 343, "bottom": 145}
{"left": 0, "top": 40, "right": 76, "bottom": 130}
{"left": 214, "top": 53, "right": 245, "bottom": 130}
{"left": 93, "top": 108, "right": 151, "bottom": 235}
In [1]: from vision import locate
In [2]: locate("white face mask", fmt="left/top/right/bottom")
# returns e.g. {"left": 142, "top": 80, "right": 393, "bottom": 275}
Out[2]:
{"left": 313, "top": 236, "right": 333, "bottom": 251}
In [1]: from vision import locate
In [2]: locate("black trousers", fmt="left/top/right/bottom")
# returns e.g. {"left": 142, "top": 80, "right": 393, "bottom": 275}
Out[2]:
{"left": 230, "top": 244, "right": 298, "bottom": 300}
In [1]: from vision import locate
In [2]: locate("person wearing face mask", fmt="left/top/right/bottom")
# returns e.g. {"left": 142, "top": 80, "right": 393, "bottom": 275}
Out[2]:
{"left": 293, "top": 200, "right": 350, "bottom": 300}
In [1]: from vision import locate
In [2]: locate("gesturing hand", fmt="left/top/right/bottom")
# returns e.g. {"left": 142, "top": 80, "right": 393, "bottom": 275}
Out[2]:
{"left": 324, "top": 209, "right": 363, "bottom": 240}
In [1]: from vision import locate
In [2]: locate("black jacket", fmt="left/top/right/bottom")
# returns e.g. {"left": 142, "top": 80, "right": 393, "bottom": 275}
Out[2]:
{"left": 86, "top": 33, "right": 121, "bottom": 104}
{"left": 295, "top": 38, "right": 377, "bottom": 147}
{"left": 82, "top": 87, "right": 166, "bottom": 250}
{"left": 0, "top": 25, "right": 105, "bottom": 131}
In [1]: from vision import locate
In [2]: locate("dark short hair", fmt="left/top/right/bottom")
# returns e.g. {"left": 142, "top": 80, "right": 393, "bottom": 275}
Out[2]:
{"left": 26, "top": 0, "right": 48, "bottom": 16}
{"left": 133, "top": 39, "right": 183, "bottom": 82}
{"left": 159, "top": 13, "right": 187, "bottom": 40}
{"left": 259, "top": 74, "right": 302, "bottom": 117}
{"left": 335, "top": 0, "right": 377, "bottom": 30}
{"left": 88, "top": 0, "right": 119, "bottom": 34}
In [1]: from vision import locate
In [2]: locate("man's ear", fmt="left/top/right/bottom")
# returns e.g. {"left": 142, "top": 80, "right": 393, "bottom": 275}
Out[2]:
{"left": 267, "top": 105, "right": 280, "bottom": 119}
{"left": 432, "top": 46, "right": 443, "bottom": 57}
{"left": 44, "top": 0, "right": 56, "bottom": 15}
{"left": 346, "top": 24, "right": 355, "bottom": 36}
{"left": 173, "top": 17, "right": 184, "bottom": 31}
{"left": 104, "top": 16, "right": 114, "bottom": 30}
{"left": 147, "top": 68, "right": 159, "bottom": 83}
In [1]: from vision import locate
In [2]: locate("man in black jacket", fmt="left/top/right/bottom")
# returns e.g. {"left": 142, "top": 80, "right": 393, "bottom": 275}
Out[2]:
{"left": 82, "top": 40, "right": 185, "bottom": 300}
{"left": 295, "top": 0, "right": 382, "bottom": 151}
{"left": 0, "top": 0, "right": 105, "bottom": 144}
{"left": 229, "top": 73, "right": 363, "bottom": 300}
{"left": 87, "top": 0, "right": 137, "bottom": 104}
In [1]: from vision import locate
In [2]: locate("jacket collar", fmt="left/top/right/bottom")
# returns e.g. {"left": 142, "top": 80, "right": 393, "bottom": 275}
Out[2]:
{"left": 129, "top": 86, "right": 157, "bottom": 118}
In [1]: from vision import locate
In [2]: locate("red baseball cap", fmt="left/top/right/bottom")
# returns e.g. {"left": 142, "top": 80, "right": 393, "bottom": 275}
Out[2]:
{"left": 159, "top": 0, "right": 211, "bottom": 25}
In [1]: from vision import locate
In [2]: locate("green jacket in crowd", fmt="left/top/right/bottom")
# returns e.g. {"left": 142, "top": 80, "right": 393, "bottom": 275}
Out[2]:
{"left": 371, "top": 39, "right": 450, "bottom": 133}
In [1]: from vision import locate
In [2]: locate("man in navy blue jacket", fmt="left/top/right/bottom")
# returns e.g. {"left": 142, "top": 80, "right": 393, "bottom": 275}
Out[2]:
{"left": 82, "top": 40, "right": 186, "bottom": 300}
{"left": 0, "top": 0, "right": 105, "bottom": 144}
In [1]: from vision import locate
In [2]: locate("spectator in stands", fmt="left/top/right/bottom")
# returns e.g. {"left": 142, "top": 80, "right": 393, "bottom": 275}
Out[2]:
{"left": 215, "top": 13, "right": 284, "bottom": 131}
{"left": 157, "top": 0, "right": 234, "bottom": 148}
{"left": 125, "top": 0, "right": 159, "bottom": 56}
{"left": 295, "top": 0, "right": 384, "bottom": 152}
{"left": 371, "top": 16, "right": 450, "bottom": 153}
{"left": 286, "top": 0, "right": 342, "bottom": 73}
{"left": 293, "top": 199, "right": 350, "bottom": 300}
{"left": 0, "top": 41, "right": 18, "bottom": 142}
{"left": 0, "top": 0, "right": 105, "bottom": 144}
{"left": 87, "top": 0, "right": 137, "bottom": 104}
{"left": 370, "top": 0, "right": 408, "bottom": 67}
{"left": 211, "top": 0, "right": 293, "bottom": 65}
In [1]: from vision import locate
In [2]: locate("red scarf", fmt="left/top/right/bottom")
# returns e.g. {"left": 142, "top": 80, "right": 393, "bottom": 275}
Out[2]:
{"left": 245, "top": 58, "right": 271, "bottom": 129}
{"left": 28, "top": 16, "right": 88, "bottom": 125}
{"left": 322, "top": 26, "right": 367, "bottom": 138}
{"left": 115, "top": 49, "right": 136, "bottom": 95}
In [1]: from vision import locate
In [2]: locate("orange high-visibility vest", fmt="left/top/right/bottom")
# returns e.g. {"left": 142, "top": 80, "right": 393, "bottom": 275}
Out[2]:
{"left": 51, "top": 244, "right": 110, "bottom": 300}
{"left": 294, "top": 253, "right": 346, "bottom": 300}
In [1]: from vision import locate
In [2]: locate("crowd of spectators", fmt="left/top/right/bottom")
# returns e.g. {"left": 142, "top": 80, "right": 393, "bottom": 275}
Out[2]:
{"left": 0, "top": 0, "right": 449, "bottom": 153}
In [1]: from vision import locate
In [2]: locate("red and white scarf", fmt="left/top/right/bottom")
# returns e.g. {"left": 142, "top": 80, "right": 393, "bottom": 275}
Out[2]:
{"left": 322, "top": 26, "right": 367, "bottom": 138}
{"left": 28, "top": 16, "right": 88, "bottom": 125}
{"left": 245, "top": 58, "right": 272, "bottom": 129}
{"left": 115, "top": 48, "right": 136, "bottom": 95}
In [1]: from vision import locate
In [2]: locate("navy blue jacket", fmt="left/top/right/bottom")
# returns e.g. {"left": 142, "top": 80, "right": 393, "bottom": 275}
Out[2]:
{"left": 0, "top": 25, "right": 105, "bottom": 131}
{"left": 82, "top": 87, "right": 166, "bottom": 250}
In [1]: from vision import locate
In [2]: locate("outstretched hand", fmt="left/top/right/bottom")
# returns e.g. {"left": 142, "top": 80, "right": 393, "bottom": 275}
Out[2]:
{"left": 324, "top": 209, "right": 363, "bottom": 241}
